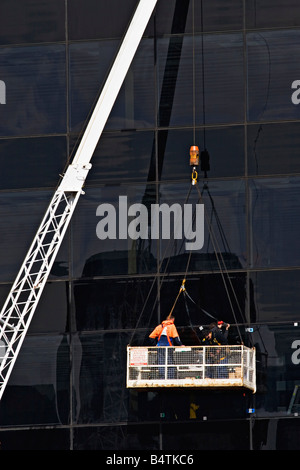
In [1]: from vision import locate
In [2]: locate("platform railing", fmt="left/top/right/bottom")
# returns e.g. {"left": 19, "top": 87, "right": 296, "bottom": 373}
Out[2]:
{"left": 127, "top": 345, "right": 256, "bottom": 393}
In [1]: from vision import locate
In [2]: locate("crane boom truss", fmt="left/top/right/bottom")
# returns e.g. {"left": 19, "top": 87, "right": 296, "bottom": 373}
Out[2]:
{"left": 0, "top": 0, "right": 158, "bottom": 401}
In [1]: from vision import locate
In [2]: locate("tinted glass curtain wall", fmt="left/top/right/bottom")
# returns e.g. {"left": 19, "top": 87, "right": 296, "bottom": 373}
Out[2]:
{"left": 0, "top": 0, "right": 299, "bottom": 451}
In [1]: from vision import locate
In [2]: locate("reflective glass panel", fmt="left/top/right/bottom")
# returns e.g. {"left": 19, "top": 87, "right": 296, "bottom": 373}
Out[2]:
{"left": 158, "top": 126, "right": 244, "bottom": 181}
{"left": 0, "top": 334, "right": 70, "bottom": 426}
{"left": 157, "top": 33, "right": 244, "bottom": 127}
{"left": 162, "top": 421, "right": 250, "bottom": 450}
{"left": 247, "top": 30, "right": 300, "bottom": 122}
{"left": 0, "top": 428, "right": 70, "bottom": 450}
{"left": 249, "top": 177, "right": 300, "bottom": 268}
{"left": 157, "top": 272, "right": 248, "bottom": 331}
{"left": 155, "top": 0, "right": 243, "bottom": 35}
{"left": 73, "top": 424, "right": 159, "bottom": 450}
{"left": 249, "top": 270, "right": 300, "bottom": 323}
{"left": 253, "top": 418, "right": 300, "bottom": 450}
{"left": 69, "top": 39, "right": 155, "bottom": 133}
{"left": 250, "top": 324, "right": 300, "bottom": 418}
{"left": 248, "top": 122, "right": 300, "bottom": 176}
{"left": 0, "top": 44, "right": 66, "bottom": 137}
{"left": 0, "top": 0, "right": 65, "bottom": 45}
{"left": 246, "top": 0, "right": 300, "bottom": 29}
{"left": 71, "top": 185, "right": 158, "bottom": 278}
{"left": 77, "top": 130, "right": 155, "bottom": 185}
{"left": 72, "top": 332, "right": 131, "bottom": 424}
{"left": 73, "top": 277, "right": 158, "bottom": 331}
{"left": 68, "top": 0, "right": 139, "bottom": 40}
{"left": 0, "top": 136, "right": 67, "bottom": 190}
{"left": 157, "top": 180, "right": 246, "bottom": 272}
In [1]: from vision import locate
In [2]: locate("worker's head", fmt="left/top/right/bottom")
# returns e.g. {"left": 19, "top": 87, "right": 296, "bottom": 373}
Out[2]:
{"left": 166, "top": 315, "right": 175, "bottom": 322}
{"left": 202, "top": 328, "right": 212, "bottom": 339}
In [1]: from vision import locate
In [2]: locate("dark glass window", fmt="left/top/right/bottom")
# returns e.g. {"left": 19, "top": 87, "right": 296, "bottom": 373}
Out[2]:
{"left": 247, "top": 30, "right": 300, "bottom": 122}
{"left": 157, "top": 180, "right": 246, "bottom": 272}
{"left": 73, "top": 278, "right": 158, "bottom": 331}
{"left": 71, "top": 185, "right": 158, "bottom": 279}
{"left": 0, "top": 334, "right": 70, "bottom": 427}
{"left": 0, "top": 0, "right": 65, "bottom": 45}
{"left": 250, "top": 270, "right": 300, "bottom": 323}
{"left": 162, "top": 420, "right": 250, "bottom": 450}
{"left": 0, "top": 44, "right": 66, "bottom": 137}
{"left": 73, "top": 332, "right": 131, "bottom": 424}
{"left": 157, "top": 33, "right": 244, "bottom": 127}
{"left": 69, "top": 38, "right": 155, "bottom": 133}
{"left": 250, "top": 324, "right": 300, "bottom": 418}
{"left": 0, "top": 136, "right": 67, "bottom": 190}
{"left": 158, "top": 126, "right": 244, "bottom": 181}
{"left": 68, "top": 0, "right": 139, "bottom": 40}
{"left": 73, "top": 424, "right": 159, "bottom": 450}
{"left": 253, "top": 418, "right": 300, "bottom": 450}
{"left": 0, "top": 428, "right": 70, "bottom": 450}
{"left": 248, "top": 122, "right": 300, "bottom": 176}
{"left": 194, "top": 0, "right": 244, "bottom": 33}
{"left": 246, "top": 0, "right": 300, "bottom": 29}
{"left": 31, "top": 282, "right": 70, "bottom": 333}
{"left": 249, "top": 177, "right": 300, "bottom": 269}
{"left": 155, "top": 0, "right": 243, "bottom": 36}
{"left": 157, "top": 272, "right": 248, "bottom": 330}
{"left": 80, "top": 130, "right": 156, "bottom": 185}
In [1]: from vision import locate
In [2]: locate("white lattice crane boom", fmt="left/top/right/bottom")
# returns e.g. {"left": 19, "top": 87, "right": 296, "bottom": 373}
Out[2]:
{"left": 0, "top": 0, "right": 158, "bottom": 401}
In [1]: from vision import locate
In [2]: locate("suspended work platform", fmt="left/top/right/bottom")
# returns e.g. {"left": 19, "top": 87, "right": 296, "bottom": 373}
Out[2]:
{"left": 127, "top": 345, "right": 256, "bottom": 393}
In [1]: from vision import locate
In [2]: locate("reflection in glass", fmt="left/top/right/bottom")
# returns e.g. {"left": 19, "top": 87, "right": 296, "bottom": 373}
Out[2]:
{"left": 81, "top": 130, "right": 155, "bottom": 184}
{"left": 0, "top": 136, "right": 67, "bottom": 190}
{"left": 157, "top": 33, "right": 244, "bottom": 127}
{"left": 159, "top": 126, "right": 244, "bottom": 181}
{"left": 250, "top": 324, "right": 300, "bottom": 419}
{"left": 72, "top": 332, "right": 132, "bottom": 424}
{"left": 249, "top": 177, "right": 300, "bottom": 268}
{"left": 248, "top": 122, "right": 300, "bottom": 176}
{"left": 155, "top": 0, "right": 243, "bottom": 35}
{"left": 158, "top": 180, "right": 246, "bottom": 272}
{"left": 73, "top": 424, "right": 159, "bottom": 450}
{"left": 0, "top": 0, "right": 65, "bottom": 45}
{"left": 73, "top": 278, "right": 158, "bottom": 331}
{"left": 69, "top": 39, "right": 155, "bottom": 133}
{"left": 246, "top": 0, "right": 300, "bottom": 29}
{"left": 250, "top": 270, "right": 300, "bottom": 323}
{"left": 0, "top": 44, "right": 66, "bottom": 137}
{"left": 0, "top": 334, "right": 70, "bottom": 427}
{"left": 247, "top": 30, "right": 300, "bottom": 122}
{"left": 72, "top": 186, "right": 158, "bottom": 278}
{"left": 68, "top": 0, "right": 138, "bottom": 41}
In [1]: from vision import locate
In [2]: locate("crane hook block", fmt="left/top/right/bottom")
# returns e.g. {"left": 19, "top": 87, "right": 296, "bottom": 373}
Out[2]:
{"left": 190, "top": 145, "right": 199, "bottom": 166}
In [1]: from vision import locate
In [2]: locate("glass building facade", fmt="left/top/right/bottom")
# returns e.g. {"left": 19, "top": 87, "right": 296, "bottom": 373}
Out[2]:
{"left": 0, "top": 0, "right": 300, "bottom": 450}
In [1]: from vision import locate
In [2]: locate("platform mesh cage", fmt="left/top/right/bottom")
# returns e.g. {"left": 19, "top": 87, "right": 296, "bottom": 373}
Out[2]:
{"left": 127, "top": 345, "right": 256, "bottom": 392}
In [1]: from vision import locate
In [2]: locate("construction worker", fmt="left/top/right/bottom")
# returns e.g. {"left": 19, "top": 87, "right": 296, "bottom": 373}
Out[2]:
{"left": 149, "top": 315, "right": 183, "bottom": 347}
{"left": 149, "top": 316, "right": 183, "bottom": 379}
{"left": 200, "top": 321, "right": 230, "bottom": 345}
{"left": 200, "top": 322, "right": 230, "bottom": 379}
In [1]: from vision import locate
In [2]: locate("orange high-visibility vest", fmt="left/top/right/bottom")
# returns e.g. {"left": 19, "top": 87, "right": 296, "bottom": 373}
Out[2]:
{"left": 149, "top": 319, "right": 180, "bottom": 346}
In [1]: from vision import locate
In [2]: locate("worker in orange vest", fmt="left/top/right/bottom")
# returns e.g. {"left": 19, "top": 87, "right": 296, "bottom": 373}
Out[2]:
{"left": 149, "top": 315, "right": 183, "bottom": 347}
{"left": 149, "top": 316, "right": 182, "bottom": 379}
